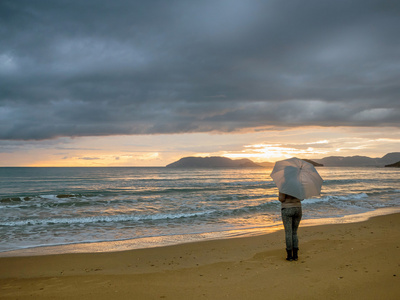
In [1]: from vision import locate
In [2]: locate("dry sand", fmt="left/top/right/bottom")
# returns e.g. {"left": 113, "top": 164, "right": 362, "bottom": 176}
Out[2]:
{"left": 1, "top": 213, "right": 399, "bottom": 299}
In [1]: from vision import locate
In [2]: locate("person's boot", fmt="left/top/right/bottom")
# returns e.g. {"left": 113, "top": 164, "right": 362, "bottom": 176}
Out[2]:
{"left": 286, "top": 249, "right": 293, "bottom": 261}
{"left": 293, "top": 248, "right": 299, "bottom": 261}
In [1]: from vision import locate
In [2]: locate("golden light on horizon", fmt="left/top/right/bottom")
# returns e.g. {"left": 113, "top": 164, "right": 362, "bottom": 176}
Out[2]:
{"left": 28, "top": 152, "right": 160, "bottom": 167}
{"left": 223, "top": 143, "right": 329, "bottom": 162}
{"left": 2, "top": 129, "right": 399, "bottom": 167}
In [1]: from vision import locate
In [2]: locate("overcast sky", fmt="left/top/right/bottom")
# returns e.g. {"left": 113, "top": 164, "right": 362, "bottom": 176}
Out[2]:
{"left": 1, "top": 0, "right": 399, "bottom": 166}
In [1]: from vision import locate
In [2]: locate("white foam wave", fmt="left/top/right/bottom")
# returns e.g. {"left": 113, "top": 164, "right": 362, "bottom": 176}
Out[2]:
{"left": 302, "top": 193, "right": 369, "bottom": 204}
{"left": 40, "top": 195, "right": 60, "bottom": 200}
{"left": 0, "top": 211, "right": 214, "bottom": 227}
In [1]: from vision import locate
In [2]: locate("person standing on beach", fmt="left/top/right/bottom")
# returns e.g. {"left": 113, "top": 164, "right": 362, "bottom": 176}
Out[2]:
{"left": 279, "top": 192, "right": 302, "bottom": 261}
{"left": 271, "top": 158, "right": 322, "bottom": 261}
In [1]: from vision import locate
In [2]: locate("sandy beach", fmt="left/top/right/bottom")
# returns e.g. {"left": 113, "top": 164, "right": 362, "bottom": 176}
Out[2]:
{"left": 1, "top": 212, "right": 399, "bottom": 299}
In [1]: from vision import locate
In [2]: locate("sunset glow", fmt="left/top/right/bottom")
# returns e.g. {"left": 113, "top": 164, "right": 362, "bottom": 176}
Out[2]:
{"left": 1, "top": 127, "right": 398, "bottom": 167}
{"left": 223, "top": 144, "right": 329, "bottom": 162}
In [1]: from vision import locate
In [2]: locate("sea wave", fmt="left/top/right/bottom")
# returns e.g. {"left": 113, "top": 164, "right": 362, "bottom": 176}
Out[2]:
{"left": 0, "top": 211, "right": 215, "bottom": 227}
{"left": 302, "top": 192, "right": 369, "bottom": 204}
{"left": 0, "top": 190, "right": 275, "bottom": 210}
{"left": 0, "top": 200, "right": 279, "bottom": 227}
{"left": 322, "top": 179, "right": 377, "bottom": 185}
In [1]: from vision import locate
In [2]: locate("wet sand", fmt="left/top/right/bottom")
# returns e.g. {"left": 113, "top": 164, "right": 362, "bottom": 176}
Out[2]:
{"left": 1, "top": 213, "right": 399, "bottom": 299}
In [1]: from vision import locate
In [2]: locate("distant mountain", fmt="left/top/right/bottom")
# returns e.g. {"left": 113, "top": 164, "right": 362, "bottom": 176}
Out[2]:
{"left": 256, "top": 159, "right": 321, "bottom": 167}
{"left": 166, "top": 153, "right": 400, "bottom": 168}
{"left": 385, "top": 161, "right": 400, "bottom": 168}
{"left": 381, "top": 153, "right": 400, "bottom": 165}
{"left": 166, "top": 156, "right": 321, "bottom": 168}
{"left": 312, "top": 152, "right": 400, "bottom": 167}
{"left": 166, "top": 157, "right": 263, "bottom": 168}
{"left": 301, "top": 159, "right": 324, "bottom": 167}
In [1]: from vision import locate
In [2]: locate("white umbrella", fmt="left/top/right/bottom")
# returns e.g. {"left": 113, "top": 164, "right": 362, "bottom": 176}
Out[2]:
{"left": 270, "top": 157, "right": 323, "bottom": 200}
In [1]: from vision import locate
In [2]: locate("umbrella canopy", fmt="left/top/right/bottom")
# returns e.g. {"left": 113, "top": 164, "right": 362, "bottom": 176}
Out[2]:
{"left": 270, "top": 157, "right": 323, "bottom": 200}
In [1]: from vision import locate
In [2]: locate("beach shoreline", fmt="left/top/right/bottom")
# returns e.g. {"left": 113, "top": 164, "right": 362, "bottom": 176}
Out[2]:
{"left": 1, "top": 212, "right": 399, "bottom": 299}
{"left": 1, "top": 207, "right": 399, "bottom": 258}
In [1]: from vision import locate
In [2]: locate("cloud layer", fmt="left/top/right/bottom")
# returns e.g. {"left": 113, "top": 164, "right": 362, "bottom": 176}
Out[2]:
{"left": 1, "top": 0, "right": 400, "bottom": 140}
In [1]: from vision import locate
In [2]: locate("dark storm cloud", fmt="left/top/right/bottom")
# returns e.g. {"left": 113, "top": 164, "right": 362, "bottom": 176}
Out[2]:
{"left": 1, "top": 0, "right": 399, "bottom": 140}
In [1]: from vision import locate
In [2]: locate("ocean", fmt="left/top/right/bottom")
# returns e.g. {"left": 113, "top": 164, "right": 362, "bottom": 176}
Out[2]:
{"left": 1, "top": 166, "right": 399, "bottom": 256}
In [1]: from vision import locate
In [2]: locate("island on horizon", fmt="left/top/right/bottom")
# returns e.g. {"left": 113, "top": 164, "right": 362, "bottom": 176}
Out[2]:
{"left": 166, "top": 156, "right": 320, "bottom": 168}
{"left": 166, "top": 152, "right": 400, "bottom": 168}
